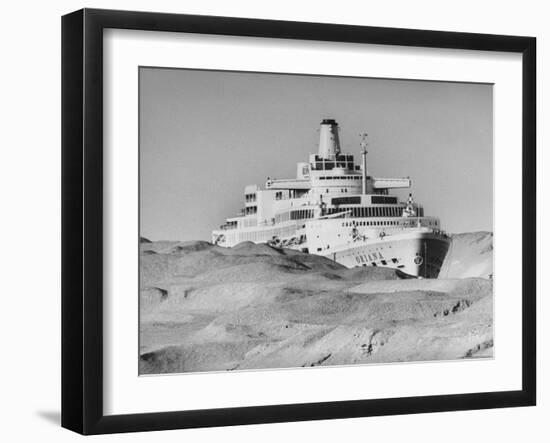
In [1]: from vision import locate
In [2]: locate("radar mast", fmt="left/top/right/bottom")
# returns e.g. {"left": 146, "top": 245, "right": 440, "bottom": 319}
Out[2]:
{"left": 360, "top": 132, "right": 368, "bottom": 195}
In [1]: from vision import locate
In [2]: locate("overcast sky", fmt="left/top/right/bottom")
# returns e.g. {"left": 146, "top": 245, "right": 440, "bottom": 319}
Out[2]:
{"left": 140, "top": 68, "right": 492, "bottom": 241}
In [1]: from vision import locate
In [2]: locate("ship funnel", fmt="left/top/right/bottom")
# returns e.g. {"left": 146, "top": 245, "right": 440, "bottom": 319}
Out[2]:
{"left": 318, "top": 119, "right": 341, "bottom": 159}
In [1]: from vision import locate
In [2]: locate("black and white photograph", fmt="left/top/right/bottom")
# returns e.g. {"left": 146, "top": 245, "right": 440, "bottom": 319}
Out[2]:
{"left": 1, "top": 0, "right": 543, "bottom": 439}
{"left": 138, "top": 68, "right": 494, "bottom": 375}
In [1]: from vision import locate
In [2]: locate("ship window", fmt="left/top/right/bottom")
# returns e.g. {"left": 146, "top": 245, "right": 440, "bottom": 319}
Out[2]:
{"left": 372, "top": 263, "right": 377, "bottom": 267}
{"left": 381, "top": 260, "right": 387, "bottom": 265}
{"left": 392, "top": 258, "right": 398, "bottom": 263}
{"left": 372, "top": 196, "right": 398, "bottom": 204}
{"left": 332, "top": 196, "right": 361, "bottom": 205}
{"left": 326, "top": 189, "right": 329, "bottom": 193}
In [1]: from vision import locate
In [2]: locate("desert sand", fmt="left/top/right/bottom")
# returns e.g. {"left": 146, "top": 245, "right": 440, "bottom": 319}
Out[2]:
{"left": 139, "top": 232, "right": 493, "bottom": 374}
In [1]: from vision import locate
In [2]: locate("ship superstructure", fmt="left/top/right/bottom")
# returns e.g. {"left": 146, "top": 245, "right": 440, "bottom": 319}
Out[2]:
{"left": 212, "top": 119, "right": 450, "bottom": 277}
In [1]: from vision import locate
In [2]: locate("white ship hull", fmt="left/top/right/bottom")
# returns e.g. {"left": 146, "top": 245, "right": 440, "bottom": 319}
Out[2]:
{"left": 317, "top": 229, "right": 450, "bottom": 278}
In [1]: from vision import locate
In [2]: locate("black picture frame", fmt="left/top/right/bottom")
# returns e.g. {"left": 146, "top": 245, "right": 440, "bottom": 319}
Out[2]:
{"left": 61, "top": 8, "right": 536, "bottom": 435}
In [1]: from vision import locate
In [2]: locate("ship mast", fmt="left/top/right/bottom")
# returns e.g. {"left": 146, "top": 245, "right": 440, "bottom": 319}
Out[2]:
{"left": 360, "top": 133, "right": 368, "bottom": 195}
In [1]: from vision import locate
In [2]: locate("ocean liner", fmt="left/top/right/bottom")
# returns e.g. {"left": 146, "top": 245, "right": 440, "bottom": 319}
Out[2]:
{"left": 212, "top": 119, "right": 450, "bottom": 278}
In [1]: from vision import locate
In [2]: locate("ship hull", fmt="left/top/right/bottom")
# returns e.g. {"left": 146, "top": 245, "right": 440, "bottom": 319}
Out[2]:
{"left": 319, "top": 230, "right": 450, "bottom": 278}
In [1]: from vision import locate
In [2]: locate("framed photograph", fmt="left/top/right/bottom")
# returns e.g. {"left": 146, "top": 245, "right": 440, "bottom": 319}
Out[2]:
{"left": 61, "top": 8, "right": 536, "bottom": 435}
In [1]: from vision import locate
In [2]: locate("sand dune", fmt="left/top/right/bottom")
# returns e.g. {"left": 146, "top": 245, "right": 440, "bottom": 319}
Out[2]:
{"left": 139, "top": 233, "right": 493, "bottom": 374}
{"left": 439, "top": 231, "right": 493, "bottom": 279}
